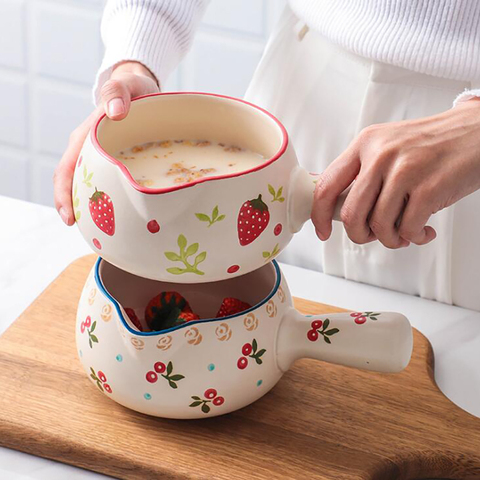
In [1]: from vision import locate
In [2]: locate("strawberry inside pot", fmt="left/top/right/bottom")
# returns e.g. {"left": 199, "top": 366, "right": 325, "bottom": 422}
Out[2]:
{"left": 98, "top": 258, "right": 270, "bottom": 333}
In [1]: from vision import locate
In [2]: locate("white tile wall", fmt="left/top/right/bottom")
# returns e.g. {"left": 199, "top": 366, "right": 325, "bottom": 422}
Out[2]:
{"left": 0, "top": 1, "right": 26, "bottom": 70}
{"left": 0, "top": 0, "right": 286, "bottom": 206}
{"left": 0, "top": 150, "right": 29, "bottom": 200}
{"left": 0, "top": 74, "right": 28, "bottom": 147}
{"left": 32, "top": 3, "right": 102, "bottom": 86}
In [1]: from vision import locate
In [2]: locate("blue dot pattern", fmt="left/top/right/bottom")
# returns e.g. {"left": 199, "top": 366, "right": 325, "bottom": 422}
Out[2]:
{"left": 257, "top": 379, "right": 263, "bottom": 387}
{"left": 79, "top": 350, "right": 83, "bottom": 357}
{"left": 144, "top": 393, "right": 152, "bottom": 400}
{"left": 208, "top": 363, "right": 215, "bottom": 371}
{"left": 116, "top": 354, "right": 123, "bottom": 362}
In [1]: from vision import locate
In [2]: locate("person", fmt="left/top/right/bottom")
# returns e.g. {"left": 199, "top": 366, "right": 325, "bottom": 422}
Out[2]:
{"left": 53, "top": 0, "right": 480, "bottom": 311}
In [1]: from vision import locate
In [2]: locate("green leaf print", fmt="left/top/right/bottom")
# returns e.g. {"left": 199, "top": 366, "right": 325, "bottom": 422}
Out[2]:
{"left": 164, "top": 252, "right": 181, "bottom": 261}
{"left": 164, "top": 234, "right": 207, "bottom": 275}
{"left": 82, "top": 166, "right": 93, "bottom": 188}
{"left": 263, "top": 244, "right": 280, "bottom": 262}
{"left": 72, "top": 184, "right": 81, "bottom": 222}
{"left": 158, "top": 361, "right": 185, "bottom": 389}
{"left": 178, "top": 234, "right": 187, "bottom": 250}
{"left": 195, "top": 205, "right": 226, "bottom": 227}
{"left": 268, "top": 184, "right": 285, "bottom": 203}
{"left": 87, "top": 321, "right": 99, "bottom": 349}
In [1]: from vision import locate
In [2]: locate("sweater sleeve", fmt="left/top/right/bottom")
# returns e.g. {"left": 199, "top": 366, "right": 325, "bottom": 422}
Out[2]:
{"left": 93, "top": 0, "right": 209, "bottom": 105}
{"left": 453, "top": 88, "right": 480, "bottom": 107}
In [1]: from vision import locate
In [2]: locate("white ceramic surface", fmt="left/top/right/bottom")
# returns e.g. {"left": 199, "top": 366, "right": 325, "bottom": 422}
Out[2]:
{"left": 75, "top": 257, "right": 412, "bottom": 419}
{"left": 73, "top": 92, "right": 320, "bottom": 283}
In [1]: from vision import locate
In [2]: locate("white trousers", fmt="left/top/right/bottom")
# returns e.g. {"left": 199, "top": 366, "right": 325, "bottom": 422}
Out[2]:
{"left": 245, "top": 7, "right": 480, "bottom": 312}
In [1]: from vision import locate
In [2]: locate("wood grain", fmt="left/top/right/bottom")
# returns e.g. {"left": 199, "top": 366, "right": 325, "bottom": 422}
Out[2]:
{"left": 0, "top": 255, "right": 479, "bottom": 480}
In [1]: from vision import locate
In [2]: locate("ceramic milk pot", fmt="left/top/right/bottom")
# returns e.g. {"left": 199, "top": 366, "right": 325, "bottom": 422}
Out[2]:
{"left": 76, "top": 258, "right": 413, "bottom": 419}
{"left": 73, "top": 92, "right": 336, "bottom": 283}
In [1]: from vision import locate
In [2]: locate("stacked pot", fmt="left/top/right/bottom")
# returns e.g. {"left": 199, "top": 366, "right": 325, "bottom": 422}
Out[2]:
{"left": 73, "top": 93, "right": 413, "bottom": 419}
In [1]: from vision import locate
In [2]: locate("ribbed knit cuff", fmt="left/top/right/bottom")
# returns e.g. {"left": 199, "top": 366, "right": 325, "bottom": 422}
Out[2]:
{"left": 93, "top": 0, "right": 208, "bottom": 105}
{"left": 453, "top": 88, "right": 480, "bottom": 107}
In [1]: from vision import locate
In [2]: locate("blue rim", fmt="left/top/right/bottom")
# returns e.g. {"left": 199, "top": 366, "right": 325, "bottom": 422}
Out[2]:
{"left": 94, "top": 258, "right": 282, "bottom": 336}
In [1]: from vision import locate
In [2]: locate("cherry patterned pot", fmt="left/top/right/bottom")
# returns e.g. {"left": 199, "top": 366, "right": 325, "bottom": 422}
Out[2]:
{"left": 72, "top": 92, "right": 323, "bottom": 283}
{"left": 76, "top": 258, "right": 413, "bottom": 419}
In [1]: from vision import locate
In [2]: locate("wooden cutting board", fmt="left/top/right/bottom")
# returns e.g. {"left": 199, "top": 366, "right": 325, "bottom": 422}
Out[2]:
{"left": 1, "top": 255, "right": 480, "bottom": 480}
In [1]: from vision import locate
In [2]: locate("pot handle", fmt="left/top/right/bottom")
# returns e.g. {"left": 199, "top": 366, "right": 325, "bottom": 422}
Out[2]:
{"left": 287, "top": 167, "right": 348, "bottom": 233}
{"left": 276, "top": 307, "right": 413, "bottom": 373}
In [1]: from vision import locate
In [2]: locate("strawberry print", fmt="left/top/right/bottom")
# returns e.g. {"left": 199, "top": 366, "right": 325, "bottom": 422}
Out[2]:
{"left": 237, "top": 194, "right": 270, "bottom": 246}
{"left": 189, "top": 388, "right": 225, "bottom": 414}
{"left": 89, "top": 188, "right": 115, "bottom": 236}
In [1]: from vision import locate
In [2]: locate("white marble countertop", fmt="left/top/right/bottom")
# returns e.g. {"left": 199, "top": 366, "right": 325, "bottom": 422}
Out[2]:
{"left": 1, "top": 195, "right": 480, "bottom": 479}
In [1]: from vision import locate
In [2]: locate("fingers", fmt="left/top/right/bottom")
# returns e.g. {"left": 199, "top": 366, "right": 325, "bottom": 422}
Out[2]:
{"left": 54, "top": 109, "right": 100, "bottom": 225}
{"left": 312, "top": 144, "right": 361, "bottom": 240}
{"left": 367, "top": 181, "right": 410, "bottom": 249}
{"left": 397, "top": 193, "right": 437, "bottom": 245}
{"left": 339, "top": 170, "right": 382, "bottom": 245}
{"left": 100, "top": 79, "right": 130, "bottom": 120}
{"left": 54, "top": 64, "right": 160, "bottom": 226}
{"left": 101, "top": 67, "right": 160, "bottom": 121}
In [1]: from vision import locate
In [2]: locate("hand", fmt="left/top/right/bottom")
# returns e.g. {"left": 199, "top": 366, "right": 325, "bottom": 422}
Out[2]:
{"left": 312, "top": 98, "right": 480, "bottom": 249}
{"left": 53, "top": 61, "right": 160, "bottom": 225}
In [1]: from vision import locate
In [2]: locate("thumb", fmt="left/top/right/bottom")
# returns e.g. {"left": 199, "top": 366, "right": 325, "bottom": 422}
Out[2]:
{"left": 100, "top": 78, "right": 131, "bottom": 121}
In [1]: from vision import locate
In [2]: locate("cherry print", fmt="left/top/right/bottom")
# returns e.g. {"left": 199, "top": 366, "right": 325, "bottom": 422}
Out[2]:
{"left": 350, "top": 312, "right": 362, "bottom": 317}
{"left": 274, "top": 223, "right": 282, "bottom": 236}
{"left": 104, "top": 384, "right": 112, "bottom": 393}
{"left": 213, "top": 396, "right": 224, "bottom": 406}
{"left": 355, "top": 316, "right": 367, "bottom": 325}
{"left": 227, "top": 265, "right": 240, "bottom": 274}
{"left": 92, "top": 238, "right": 102, "bottom": 250}
{"left": 98, "top": 371, "right": 107, "bottom": 383}
{"left": 204, "top": 388, "right": 217, "bottom": 399}
{"left": 84, "top": 316, "right": 92, "bottom": 328}
{"left": 80, "top": 322, "right": 85, "bottom": 334}
{"left": 237, "top": 357, "right": 248, "bottom": 369}
{"left": 242, "top": 343, "right": 253, "bottom": 356}
{"left": 154, "top": 361, "right": 166, "bottom": 374}
{"left": 146, "top": 371, "right": 158, "bottom": 383}
{"left": 311, "top": 319, "right": 323, "bottom": 330}
{"left": 307, "top": 329, "right": 319, "bottom": 342}
{"left": 147, "top": 220, "right": 160, "bottom": 234}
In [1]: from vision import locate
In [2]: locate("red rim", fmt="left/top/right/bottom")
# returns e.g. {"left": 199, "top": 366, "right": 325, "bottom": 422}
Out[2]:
{"left": 91, "top": 92, "right": 289, "bottom": 194}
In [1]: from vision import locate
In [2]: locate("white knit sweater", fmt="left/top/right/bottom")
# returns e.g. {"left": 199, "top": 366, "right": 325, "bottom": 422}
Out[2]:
{"left": 95, "top": 0, "right": 480, "bottom": 104}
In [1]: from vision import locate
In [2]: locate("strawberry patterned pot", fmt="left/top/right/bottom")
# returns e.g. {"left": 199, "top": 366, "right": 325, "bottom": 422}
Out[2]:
{"left": 76, "top": 258, "right": 413, "bottom": 419}
{"left": 73, "top": 92, "right": 339, "bottom": 283}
